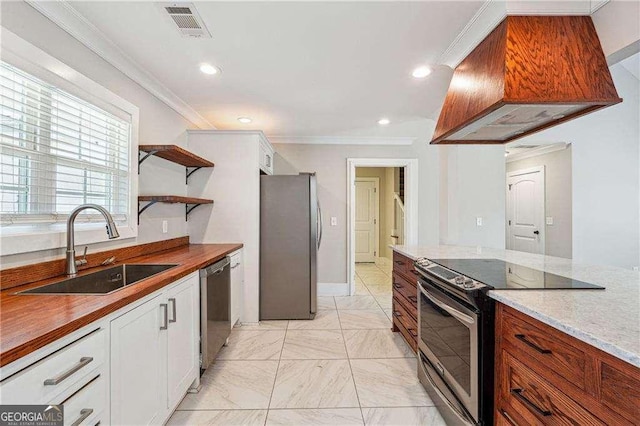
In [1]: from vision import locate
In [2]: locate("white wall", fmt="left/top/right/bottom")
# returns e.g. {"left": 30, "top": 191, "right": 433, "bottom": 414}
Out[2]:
{"left": 516, "top": 63, "right": 640, "bottom": 269}
{"left": 439, "top": 145, "right": 506, "bottom": 249}
{"left": 0, "top": 1, "right": 196, "bottom": 268}
{"left": 186, "top": 132, "right": 261, "bottom": 323}
{"left": 274, "top": 141, "right": 440, "bottom": 284}
{"left": 507, "top": 146, "right": 573, "bottom": 259}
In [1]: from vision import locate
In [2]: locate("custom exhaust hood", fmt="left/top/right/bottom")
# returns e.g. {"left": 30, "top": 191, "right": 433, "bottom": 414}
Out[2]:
{"left": 430, "top": 16, "right": 622, "bottom": 145}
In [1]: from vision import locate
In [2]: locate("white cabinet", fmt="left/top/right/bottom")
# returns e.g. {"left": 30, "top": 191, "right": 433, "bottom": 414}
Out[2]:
{"left": 110, "top": 294, "right": 166, "bottom": 426}
{"left": 166, "top": 277, "right": 199, "bottom": 409}
{"left": 229, "top": 249, "right": 244, "bottom": 328}
{"left": 110, "top": 272, "right": 199, "bottom": 425}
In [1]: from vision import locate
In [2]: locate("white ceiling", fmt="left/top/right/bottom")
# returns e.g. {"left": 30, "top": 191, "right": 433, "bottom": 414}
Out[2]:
{"left": 68, "top": 1, "right": 485, "bottom": 139}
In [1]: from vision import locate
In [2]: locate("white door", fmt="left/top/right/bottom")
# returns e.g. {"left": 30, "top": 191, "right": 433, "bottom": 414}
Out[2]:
{"left": 167, "top": 275, "right": 200, "bottom": 409}
{"left": 110, "top": 295, "right": 166, "bottom": 426}
{"left": 507, "top": 167, "right": 545, "bottom": 254}
{"left": 355, "top": 179, "right": 378, "bottom": 262}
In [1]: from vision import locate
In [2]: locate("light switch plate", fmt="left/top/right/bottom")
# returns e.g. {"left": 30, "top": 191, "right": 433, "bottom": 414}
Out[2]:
{"left": 476, "top": 217, "right": 483, "bottom": 226}
{"left": 546, "top": 216, "right": 554, "bottom": 225}
{"left": 330, "top": 216, "right": 337, "bottom": 226}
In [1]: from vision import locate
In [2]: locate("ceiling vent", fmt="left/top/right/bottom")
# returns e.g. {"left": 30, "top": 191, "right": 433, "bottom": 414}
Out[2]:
{"left": 158, "top": 2, "right": 211, "bottom": 38}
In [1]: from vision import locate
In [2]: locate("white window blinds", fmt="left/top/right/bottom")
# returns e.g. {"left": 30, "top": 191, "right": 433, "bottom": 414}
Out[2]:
{"left": 0, "top": 61, "right": 131, "bottom": 225}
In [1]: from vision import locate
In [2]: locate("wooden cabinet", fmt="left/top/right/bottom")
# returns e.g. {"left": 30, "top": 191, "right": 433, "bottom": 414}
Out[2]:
{"left": 391, "top": 251, "right": 418, "bottom": 352}
{"left": 495, "top": 303, "right": 640, "bottom": 425}
{"left": 111, "top": 272, "right": 199, "bottom": 425}
{"left": 229, "top": 249, "right": 244, "bottom": 328}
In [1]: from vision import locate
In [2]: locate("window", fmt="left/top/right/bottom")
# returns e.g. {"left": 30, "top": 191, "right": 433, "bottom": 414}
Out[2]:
{"left": 0, "top": 61, "right": 131, "bottom": 225}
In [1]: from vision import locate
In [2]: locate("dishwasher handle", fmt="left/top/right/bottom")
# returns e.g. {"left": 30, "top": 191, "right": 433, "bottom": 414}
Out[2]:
{"left": 201, "top": 257, "right": 230, "bottom": 277}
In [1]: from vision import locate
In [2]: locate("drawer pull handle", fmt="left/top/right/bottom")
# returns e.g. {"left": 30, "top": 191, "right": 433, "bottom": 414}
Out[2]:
{"left": 394, "top": 260, "right": 405, "bottom": 265}
{"left": 393, "top": 283, "right": 402, "bottom": 289}
{"left": 410, "top": 270, "right": 419, "bottom": 276}
{"left": 500, "top": 409, "right": 519, "bottom": 426}
{"left": 392, "top": 310, "right": 402, "bottom": 317}
{"left": 160, "top": 303, "right": 168, "bottom": 330}
{"left": 44, "top": 357, "right": 93, "bottom": 386}
{"left": 169, "top": 297, "right": 177, "bottom": 323}
{"left": 71, "top": 408, "right": 94, "bottom": 426}
{"left": 408, "top": 295, "right": 417, "bottom": 303}
{"left": 510, "top": 388, "right": 552, "bottom": 417}
{"left": 515, "top": 334, "right": 552, "bottom": 354}
{"left": 408, "top": 328, "right": 418, "bottom": 337}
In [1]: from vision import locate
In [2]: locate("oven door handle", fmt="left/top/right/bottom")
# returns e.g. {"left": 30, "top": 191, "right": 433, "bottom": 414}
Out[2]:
{"left": 418, "top": 282, "right": 476, "bottom": 325}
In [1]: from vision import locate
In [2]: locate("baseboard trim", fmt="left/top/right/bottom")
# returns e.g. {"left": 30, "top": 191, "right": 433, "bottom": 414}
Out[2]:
{"left": 318, "top": 282, "right": 349, "bottom": 296}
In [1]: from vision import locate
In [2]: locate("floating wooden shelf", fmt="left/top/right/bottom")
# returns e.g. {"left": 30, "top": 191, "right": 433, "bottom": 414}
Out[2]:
{"left": 138, "top": 145, "right": 214, "bottom": 183}
{"left": 138, "top": 195, "right": 213, "bottom": 223}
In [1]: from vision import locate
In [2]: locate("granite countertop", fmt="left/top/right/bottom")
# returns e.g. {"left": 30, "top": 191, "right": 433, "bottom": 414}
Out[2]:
{"left": 0, "top": 243, "right": 242, "bottom": 368}
{"left": 392, "top": 245, "right": 640, "bottom": 368}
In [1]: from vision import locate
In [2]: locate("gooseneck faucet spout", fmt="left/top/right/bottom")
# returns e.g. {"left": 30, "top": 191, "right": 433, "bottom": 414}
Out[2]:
{"left": 66, "top": 204, "right": 120, "bottom": 276}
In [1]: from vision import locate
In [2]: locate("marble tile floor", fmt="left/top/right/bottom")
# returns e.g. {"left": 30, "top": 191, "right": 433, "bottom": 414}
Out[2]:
{"left": 170, "top": 262, "right": 445, "bottom": 425}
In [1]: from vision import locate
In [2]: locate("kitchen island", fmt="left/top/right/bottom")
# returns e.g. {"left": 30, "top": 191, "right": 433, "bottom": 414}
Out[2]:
{"left": 392, "top": 244, "right": 640, "bottom": 425}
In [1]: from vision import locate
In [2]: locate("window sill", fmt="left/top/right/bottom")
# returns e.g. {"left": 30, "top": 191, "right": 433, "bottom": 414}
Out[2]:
{"left": 0, "top": 222, "right": 137, "bottom": 256}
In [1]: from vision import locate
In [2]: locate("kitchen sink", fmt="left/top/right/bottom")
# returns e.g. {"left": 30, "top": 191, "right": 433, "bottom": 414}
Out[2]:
{"left": 18, "top": 264, "right": 178, "bottom": 295}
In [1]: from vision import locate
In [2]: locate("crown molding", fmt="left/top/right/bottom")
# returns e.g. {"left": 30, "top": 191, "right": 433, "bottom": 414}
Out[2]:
{"left": 506, "top": 142, "right": 569, "bottom": 163}
{"left": 438, "top": 0, "right": 607, "bottom": 68}
{"left": 268, "top": 135, "right": 416, "bottom": 146}
{"left": 25, "top": 0, "right": 213, "bottom": 129}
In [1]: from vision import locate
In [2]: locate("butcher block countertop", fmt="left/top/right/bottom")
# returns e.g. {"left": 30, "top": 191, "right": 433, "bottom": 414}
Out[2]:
{"left": 0, "top": 243, "right": 242, "bottom": 368}
{"left": 392, "top": 245, "right": 640, "bottom": 368}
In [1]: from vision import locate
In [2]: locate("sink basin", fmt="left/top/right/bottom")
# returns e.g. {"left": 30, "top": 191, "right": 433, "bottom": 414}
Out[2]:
{"left": 18, "top": 264, "right": 178, "bottom": 295}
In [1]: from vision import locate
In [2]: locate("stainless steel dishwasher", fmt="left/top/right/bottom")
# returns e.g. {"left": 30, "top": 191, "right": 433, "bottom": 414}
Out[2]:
{"left": 200, "top": 256, "right": 231, "bottom": 372}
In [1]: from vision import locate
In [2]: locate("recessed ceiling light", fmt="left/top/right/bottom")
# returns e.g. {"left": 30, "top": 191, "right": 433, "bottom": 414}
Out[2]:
{"left": 412, "top": 66, "right": 432, "bottom": 79}
{"left": 200, "top": 64, "right": 220, "bottom": 75}
{"left": 378, "top": 118, "right": 390, "bottom": 125}
{"left": 238, "top": 117, "right": 252, "bottom": 124}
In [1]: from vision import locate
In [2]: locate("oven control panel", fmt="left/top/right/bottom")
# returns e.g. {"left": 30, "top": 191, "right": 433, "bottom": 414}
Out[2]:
{"left": 414, "top": 258, "right": 486, "bottom": 291}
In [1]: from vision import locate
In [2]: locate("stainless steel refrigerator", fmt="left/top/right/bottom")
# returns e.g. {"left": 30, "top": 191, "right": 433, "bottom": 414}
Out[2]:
{"left": 260, "top": 173, "right": 321, "bottom": 320}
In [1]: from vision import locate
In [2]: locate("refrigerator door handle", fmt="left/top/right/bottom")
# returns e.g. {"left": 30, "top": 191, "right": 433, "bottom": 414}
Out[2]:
{"left": 317, "top": 201, "right": 323, "bottom": 249}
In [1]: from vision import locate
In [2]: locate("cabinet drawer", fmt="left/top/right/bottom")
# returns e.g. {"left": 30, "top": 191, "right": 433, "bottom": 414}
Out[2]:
{"left": 392, "top": 273, "right": 417, "bottom": 318}
{"left": 60, "top": 374, "right": 106, "bottom": 426}
{"left": 0, "top": 329, "right": 106, "bottom": 404}
{"left": 600, "top": 361, "right": 640, "bottom": 423}
{"left": 392, "top": 297, "right": 418, "bottom": 339}
{"left": 394, "top": 316, "right": 417, "bottom": 353}
{"left": 392, "top": 252, "right": 410, "bottom": 276}
{"left": 501, "top": 351, "right": 604, "bottom": 425}
{"left": 502, "top": 311, "right": 587, "bottom": 391}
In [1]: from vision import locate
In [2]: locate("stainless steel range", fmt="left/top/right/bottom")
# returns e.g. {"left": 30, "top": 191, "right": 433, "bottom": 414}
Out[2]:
{"left": 413, "top": 257, "right": 604, "bottom": 425}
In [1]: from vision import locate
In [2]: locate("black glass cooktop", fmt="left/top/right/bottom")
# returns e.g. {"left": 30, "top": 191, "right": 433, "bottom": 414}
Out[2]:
{"left": 429, "top": 258, "right": 604, "bottom": 290}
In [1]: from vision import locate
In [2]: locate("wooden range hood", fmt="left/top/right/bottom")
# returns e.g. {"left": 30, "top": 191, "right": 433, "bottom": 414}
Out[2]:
{"left": 431, "top": 16, "right": 622, "bottom": 145}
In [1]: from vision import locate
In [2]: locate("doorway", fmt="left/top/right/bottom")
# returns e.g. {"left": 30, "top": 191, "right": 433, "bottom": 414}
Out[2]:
{"left": 355, "top": 177, "right": 379, "bottom": 263}
{"left": 347, "top": 158, "right": 418, "bottom": 296}
{"left": 506, "top": 167, "right": 545, "bottom": 254}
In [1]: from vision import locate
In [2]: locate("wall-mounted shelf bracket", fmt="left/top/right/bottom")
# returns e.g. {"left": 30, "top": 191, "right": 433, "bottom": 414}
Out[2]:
{"left": 186, "top": 166, "right": 203, "bottom": 184}
{"left": 138, "top": 150, "right": 158, "bottom": 173}
{"left": 138, "top": 200, "right": 158, "bottom": 224}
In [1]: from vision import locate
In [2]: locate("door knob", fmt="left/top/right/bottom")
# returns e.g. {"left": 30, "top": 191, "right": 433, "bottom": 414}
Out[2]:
{"left": 533, "top": 230, "right": 540, "bottom": 235}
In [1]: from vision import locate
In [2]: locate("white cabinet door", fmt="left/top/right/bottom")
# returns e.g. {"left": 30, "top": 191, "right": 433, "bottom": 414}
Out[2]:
{"left": 110, "top": 295, "right": 166, "bottom": 426}
{"left": 166, "top": 275, "right": 199, "bottom": 409}
{"left": 229, "top": 250, "right": 243, "bottom": 328}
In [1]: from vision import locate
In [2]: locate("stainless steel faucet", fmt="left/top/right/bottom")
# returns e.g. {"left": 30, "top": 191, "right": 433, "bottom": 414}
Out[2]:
{"left": 66, "top": 204, "right": 120, "bottom": 275}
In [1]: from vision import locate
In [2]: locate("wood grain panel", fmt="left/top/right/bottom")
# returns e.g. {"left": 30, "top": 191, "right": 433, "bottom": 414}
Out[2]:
{"left": 138, "top": 195, "right": 213, "bottom": 204}
{"left": 392, "top": 272, "right": 417, "bottom": 319}
{"left": 0, "top": 236, "right": 190, "bottom": 290}
{"left": 431, "top": 16, "right": 621, "bottom": 145}
{"left": 504, "top": 16, "right": 619, "bottom": 103}
{"left": 432, "top": 19, "right": 507, "bottom": 143}
{"left": 0, "top": 243, "right": 242, "bottom": 367}
{"left": 138, "top": 145, "right": 214, "bottom": 168}
{"left": 496, "top": 303, "right": 640, "bottom": 425}
{"left": 392, "top": 297, "right": 417, "bottom": 353}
